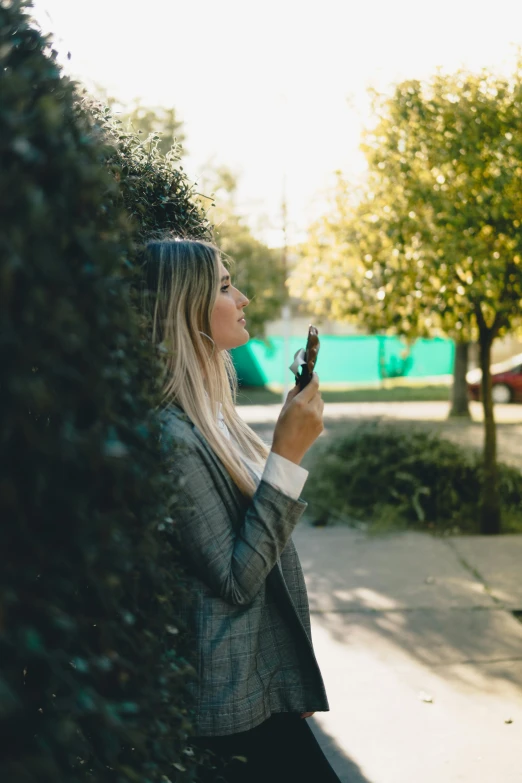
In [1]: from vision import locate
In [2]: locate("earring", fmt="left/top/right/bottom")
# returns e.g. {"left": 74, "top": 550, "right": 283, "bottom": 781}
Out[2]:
{"left": 199, "top": 331, "right": 216, "bottom": 358}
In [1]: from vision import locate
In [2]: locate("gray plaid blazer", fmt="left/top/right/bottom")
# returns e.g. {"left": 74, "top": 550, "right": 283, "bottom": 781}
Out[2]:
{"left": 157, "top": 404, "right": 329, "bottom": 736}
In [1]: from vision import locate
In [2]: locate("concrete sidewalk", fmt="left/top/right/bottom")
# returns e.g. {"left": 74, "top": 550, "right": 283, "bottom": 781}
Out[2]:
{"left": 238, "top": 399, "right": 522, "bottom": 470}
{"left": 238, "top": 400, "right": 522, "bottom": 426}
{"left": 292, "top": 524, "right": 522, "bottom": 783}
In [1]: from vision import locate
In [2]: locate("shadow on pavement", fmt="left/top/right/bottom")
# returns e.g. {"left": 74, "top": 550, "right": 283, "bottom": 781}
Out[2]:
{"left": 309, "top": 718, "right": 374, "bottom": 783}
{"left": 296, "top": 526, "right": 522, "bottom": 698}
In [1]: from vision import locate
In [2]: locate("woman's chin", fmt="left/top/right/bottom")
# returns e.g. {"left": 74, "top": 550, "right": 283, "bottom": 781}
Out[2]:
{"left": 231, "top": 330, "right": 250, "bottom": 349}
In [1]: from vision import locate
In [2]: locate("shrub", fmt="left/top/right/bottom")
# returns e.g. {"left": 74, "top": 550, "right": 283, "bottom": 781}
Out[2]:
{"left": 304, "top": 422, "right": 522, "bottom": 534}
{"left": 86, "top": 95, "right": 212, "bottom": 245}
{"left": 0, "top": 2, "right": 210, "bottom": 780}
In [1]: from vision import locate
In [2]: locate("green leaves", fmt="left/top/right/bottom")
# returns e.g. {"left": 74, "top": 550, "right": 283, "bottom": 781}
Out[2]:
{"left": 86, "top": 94, "right": 211, "bottom": 247}
{"left": 0, "top": 2, "right": 207, "bottom": 781}
{"left": 195, "top": 165, "right": 287, "bottom": 338}
{"left": 305, "top": 424, "right": 522, "bottom": 534}
{"left": 215, "top": 211, "right": 286, "bottom": 339}
{"left": 293, "top": 59, "right": 522, "bottom": 344}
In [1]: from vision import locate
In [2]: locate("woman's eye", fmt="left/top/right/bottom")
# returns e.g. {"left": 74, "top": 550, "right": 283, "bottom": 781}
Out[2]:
{"left": 221, "top": 285, "right": 230, "bottom": 292}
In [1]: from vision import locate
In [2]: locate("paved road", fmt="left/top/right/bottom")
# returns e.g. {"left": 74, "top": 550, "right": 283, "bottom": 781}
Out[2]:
{"left": 292, "top": 525, "right": 522, "bottom": 783}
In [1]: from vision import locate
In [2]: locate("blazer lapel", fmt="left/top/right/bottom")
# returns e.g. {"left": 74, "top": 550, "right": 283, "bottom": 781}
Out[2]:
{"left": 191, "top": 425, "right": 250, "bottom": 520}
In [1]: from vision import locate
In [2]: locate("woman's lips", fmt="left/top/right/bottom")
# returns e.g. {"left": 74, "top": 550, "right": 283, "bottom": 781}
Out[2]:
{"left": 239, "top": 318, "right": 246, "bottom": 324}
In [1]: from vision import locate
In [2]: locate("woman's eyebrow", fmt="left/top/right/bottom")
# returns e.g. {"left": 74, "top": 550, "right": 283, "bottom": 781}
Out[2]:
{"left": 221, "top": 274, "right": 231, "bottom": 283}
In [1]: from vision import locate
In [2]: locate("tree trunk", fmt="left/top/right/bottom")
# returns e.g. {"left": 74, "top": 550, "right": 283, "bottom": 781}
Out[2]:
{"left": 479, "top": 333, "right": 501, "bottom": 534}
{"left": 448, "top": 341, "right": 471, "bottom": 418}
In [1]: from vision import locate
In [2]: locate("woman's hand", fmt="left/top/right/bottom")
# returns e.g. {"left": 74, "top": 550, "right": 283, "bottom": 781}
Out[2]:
{"left": 271, "top": 373, "right": 324, "bottom": 466}
{"left": 300, "top": 712, "right": 315, "bottom": 719}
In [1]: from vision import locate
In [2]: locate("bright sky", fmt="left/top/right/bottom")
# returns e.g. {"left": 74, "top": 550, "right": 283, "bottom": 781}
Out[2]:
{"left": 32, "top": 0, "right": 522, "bottom": 247}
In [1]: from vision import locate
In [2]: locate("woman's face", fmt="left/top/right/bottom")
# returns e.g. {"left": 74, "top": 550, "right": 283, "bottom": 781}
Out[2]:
{"left": 210, "top": 261, "right": 250, "bottom": 351}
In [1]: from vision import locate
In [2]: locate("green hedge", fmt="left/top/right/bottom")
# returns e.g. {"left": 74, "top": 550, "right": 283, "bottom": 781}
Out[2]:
{"left": 87, "top": 95, "right": 211, "bottom": 245}
{"left": 304, "top": 423, "right": 522, "bottom": 534}
{"left": 0, "top": 2, "right": 210, "bottom": 780}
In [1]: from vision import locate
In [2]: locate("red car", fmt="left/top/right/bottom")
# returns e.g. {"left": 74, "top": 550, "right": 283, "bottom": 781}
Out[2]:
{"left": 467, "top": 352, "right": 522, "bottom": 404}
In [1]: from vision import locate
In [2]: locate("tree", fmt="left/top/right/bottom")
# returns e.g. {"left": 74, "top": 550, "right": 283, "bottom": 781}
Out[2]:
{"left": 291, "top": 61, "right": 522, "bottom": 533}
{"left": 289, "top": 172, "right": 361, "bottom": 322}
{"left": 199, "top": 165, "right": 287, "bottom": 338}
{"left": 294, "top": 169, "right": 472, "bottom": 407}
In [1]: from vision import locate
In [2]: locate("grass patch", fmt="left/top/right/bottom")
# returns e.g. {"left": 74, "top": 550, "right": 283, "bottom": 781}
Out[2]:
{"left": 302, "top": 422, "right": 522, "bottom": 535}
{"left": 237, "top": 384, "right": 450, "bottom": 406}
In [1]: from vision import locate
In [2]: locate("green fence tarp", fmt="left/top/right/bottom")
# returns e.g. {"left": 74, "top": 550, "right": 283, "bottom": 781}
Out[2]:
{"left": 231, "top": 336, "right": 455, "bottom": 388}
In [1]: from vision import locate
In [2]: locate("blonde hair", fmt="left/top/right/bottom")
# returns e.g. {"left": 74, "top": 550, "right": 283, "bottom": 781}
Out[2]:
{"left": 139, "top": 237, "right": 269, "bottom": 497}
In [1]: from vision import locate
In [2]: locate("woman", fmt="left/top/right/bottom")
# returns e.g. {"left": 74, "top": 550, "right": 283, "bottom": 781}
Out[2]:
{"left": 141, "top": 238, "right": 340, "bottom": 782}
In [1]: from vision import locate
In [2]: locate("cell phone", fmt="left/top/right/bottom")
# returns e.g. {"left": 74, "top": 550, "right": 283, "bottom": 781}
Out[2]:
{"left": 291, "top": 325, "right": 320, "bottom": 390}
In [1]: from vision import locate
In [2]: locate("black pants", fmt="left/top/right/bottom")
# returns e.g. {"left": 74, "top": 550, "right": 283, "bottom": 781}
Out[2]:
{"left": 192, "top": 712, "right": 342, "bottom": 782}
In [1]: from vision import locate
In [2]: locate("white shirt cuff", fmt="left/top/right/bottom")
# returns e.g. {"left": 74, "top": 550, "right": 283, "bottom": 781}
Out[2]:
{"left": 262, "top": 451, "right": 309, "bottom": 501}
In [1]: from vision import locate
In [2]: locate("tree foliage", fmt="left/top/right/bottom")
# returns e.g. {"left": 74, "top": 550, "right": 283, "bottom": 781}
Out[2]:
{"left": 0, "top": 2, "right": 211, "bottom": 780}
{"left": 292, "top": 60, "right": 522, "bottom": 532}
{"left": 356, "top": 68, "right": 522, "bottom": 338}
{"left": 94, "top": 85, "right": 186, "bottom": 158}
{"left": 294, "top": 63, "right": 522, "bottom": 339}
{"left": 289, "top": 174, "right": 359, "bottom": 323}
{"left": 200, "top": 166, "right": 287, "bottom": 338}
{"left": 87, "top": 97, "right": 210, "bottom": 245}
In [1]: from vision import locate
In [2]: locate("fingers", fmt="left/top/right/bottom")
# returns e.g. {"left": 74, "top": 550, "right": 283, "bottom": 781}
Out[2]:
{"left": 295, "top": 372, "right": 320, "bottom": 401}
{"left": 286, "top": 383, "right": 301, "bottom": 402}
